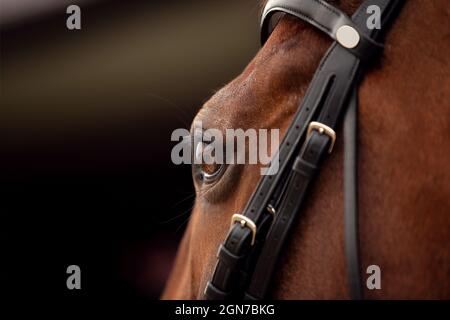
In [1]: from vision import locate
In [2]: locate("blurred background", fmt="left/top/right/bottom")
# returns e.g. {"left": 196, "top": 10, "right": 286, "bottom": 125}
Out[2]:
{"left": 1, "top": 0, "right": 259, "bottom": 305}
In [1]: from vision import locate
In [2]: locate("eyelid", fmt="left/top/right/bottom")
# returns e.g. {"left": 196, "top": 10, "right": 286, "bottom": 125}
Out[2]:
{"left": 191, "top": 134, "right": 225, "bottom": 185}
{"left": 189, "top": 126, "right": 245, "bottom": 204}
{"left": 202, "top": 164, "right": 226, "bottom": 184}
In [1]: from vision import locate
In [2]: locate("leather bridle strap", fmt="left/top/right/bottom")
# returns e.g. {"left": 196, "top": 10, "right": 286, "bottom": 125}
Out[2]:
{"left": 343, "top": 87, "right": 362, "bottom": 299}
{"left": 245, "top": 0, "right": 403, "bottom": 300}
{"left": 261, "top": 0, "right": 384, "bottom": 61}
{"left": 204, "top": 0, "right": 404, "bottom": 300}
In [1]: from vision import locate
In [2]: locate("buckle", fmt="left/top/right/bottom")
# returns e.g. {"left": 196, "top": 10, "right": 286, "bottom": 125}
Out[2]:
{"left": 307, "top": 121, "right": 336, "bottom": 154}
{"left": 267, "top": 204, "right": 276, "bottom": 215}
{"left": 230, "top": 214, "right": 257, "bottom": 246}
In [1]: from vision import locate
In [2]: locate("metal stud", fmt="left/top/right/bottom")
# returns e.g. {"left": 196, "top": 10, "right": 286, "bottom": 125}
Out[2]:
{"left": 336, "top": 25, "right": 360, "bottom": 49}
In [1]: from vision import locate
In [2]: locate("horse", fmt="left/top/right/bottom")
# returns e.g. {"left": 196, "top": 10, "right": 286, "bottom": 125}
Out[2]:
{"left": 162, "top": 0, "right": 450, "bottom": 299}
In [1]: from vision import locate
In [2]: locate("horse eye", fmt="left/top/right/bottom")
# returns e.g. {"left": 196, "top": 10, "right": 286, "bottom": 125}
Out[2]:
{"left": 193, "top": 141, "right": 225, "bottom": 184}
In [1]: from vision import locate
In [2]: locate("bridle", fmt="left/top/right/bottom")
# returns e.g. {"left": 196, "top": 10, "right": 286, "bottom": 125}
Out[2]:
{"left": 205, "top": 0, "right": 404, "bottom": 301}
{"left": 204, "top": 0, "right": 404, "bottom": 300}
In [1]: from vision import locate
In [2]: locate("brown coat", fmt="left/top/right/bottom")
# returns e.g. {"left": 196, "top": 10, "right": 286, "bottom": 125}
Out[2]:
{"left": 163, "top": 0, "right": 450, "bottom": 299}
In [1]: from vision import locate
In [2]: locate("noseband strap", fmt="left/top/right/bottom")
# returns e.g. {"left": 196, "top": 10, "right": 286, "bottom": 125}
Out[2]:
{"left": 204, "top": 0, "right": 404, "bottom": 300}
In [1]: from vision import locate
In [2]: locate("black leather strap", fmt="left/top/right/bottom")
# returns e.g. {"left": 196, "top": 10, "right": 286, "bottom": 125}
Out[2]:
{"left": 343, "top": 87, "right": 362, "bottom": 300}
{"left": 244, "top": 0, "right": 404, "bottom": 300}
{"left": 245, "top": 131, "right": 330, "bottom": 299}
{"left": 261, "top": 0, "right": 383, "bottom": 61}
{"left": 204, "top": 0, "right": 404, "bottom": 300}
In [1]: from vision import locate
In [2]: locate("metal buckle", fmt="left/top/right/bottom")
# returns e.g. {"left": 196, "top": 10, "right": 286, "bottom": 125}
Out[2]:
{"left": 230, "top": 214, "right": 257, "bottom": 246}
{"left": 307, "top": 121, "right": 336, "bottom": 154}
{"left": 267, "top": 204, "right": 276, "bottom": 215}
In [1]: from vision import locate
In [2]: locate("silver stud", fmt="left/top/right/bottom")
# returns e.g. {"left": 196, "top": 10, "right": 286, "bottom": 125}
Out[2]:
{"left": 336, "top": 25, "right": 360, "bottom": 49}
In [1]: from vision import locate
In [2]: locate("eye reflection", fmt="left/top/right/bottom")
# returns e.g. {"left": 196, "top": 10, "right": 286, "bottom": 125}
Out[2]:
{"left": 193, "top": 138, "right": 225, "bottom": 184}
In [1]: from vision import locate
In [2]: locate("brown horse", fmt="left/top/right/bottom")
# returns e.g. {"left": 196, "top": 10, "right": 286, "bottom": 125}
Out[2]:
{"left": 163, "top": 0, "right": 450, "bottom": 299}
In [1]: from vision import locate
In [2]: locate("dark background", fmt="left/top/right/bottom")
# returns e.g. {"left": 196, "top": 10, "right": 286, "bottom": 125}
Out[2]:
{"left": 1, "top": 0, "right": 259, "bottom": 304}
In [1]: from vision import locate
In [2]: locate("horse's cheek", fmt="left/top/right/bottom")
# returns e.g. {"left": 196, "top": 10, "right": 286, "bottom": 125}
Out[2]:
{"left": 189, "top": 203, "right": 230, "bottom": 296}
{"left": 161, "top": 221, "right": 196, "bottom": 299}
